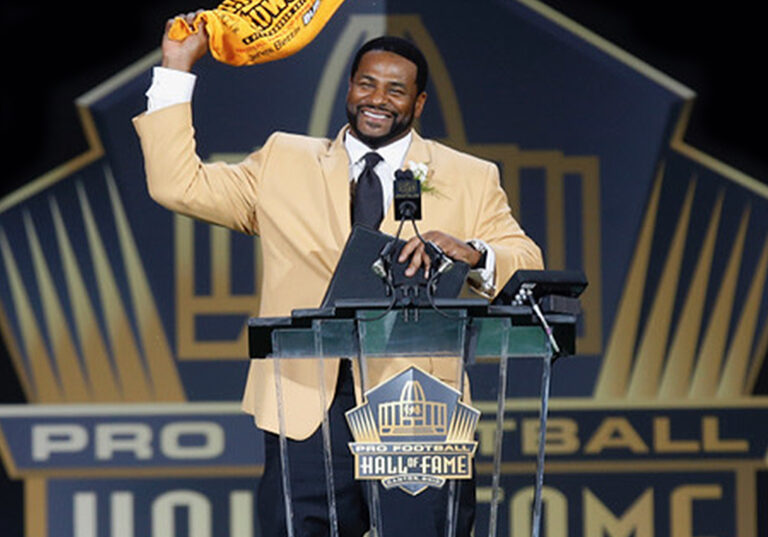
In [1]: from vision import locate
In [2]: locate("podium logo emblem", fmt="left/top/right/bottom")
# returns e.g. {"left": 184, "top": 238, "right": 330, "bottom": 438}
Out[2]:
{"left": 345, "top": 366, "right": 479, "bottom": 495}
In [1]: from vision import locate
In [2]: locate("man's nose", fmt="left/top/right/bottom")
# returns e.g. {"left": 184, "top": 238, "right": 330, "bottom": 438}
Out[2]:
{"left": 369, "top": 86, "right": 387, "bottom": 105}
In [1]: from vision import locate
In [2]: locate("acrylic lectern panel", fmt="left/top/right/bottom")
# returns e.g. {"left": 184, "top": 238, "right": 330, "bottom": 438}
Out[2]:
{"left": 251, "top": 303, "right": 573, "bottom": 537}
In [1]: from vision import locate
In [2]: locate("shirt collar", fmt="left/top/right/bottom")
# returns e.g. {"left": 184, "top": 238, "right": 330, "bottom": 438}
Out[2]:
{"left": 344, "top": 130, "right": 413, "bottom": 172}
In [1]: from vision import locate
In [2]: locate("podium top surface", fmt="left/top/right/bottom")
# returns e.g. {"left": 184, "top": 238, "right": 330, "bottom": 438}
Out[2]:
{"left": 247, "top": 298, "right": 579, "bottom": 360}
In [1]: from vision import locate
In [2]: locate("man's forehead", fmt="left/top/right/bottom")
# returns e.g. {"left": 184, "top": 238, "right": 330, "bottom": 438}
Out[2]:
{"left": 355, "top": 50, "right": 418, "bottom": 81}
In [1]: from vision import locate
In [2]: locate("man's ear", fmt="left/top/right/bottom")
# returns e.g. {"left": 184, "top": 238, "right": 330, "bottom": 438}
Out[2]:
{"left": 414, "top": 91, "right": 427, "bottom": 118}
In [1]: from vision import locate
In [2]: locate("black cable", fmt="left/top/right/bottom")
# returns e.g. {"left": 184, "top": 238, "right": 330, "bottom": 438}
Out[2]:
{"left": 426, "top": 269, "right": 462, "bottom": 319}
{"left": 409, "top": 218, "right": 462, "bottom": 319}
{"left": 357, "top": 279, "right": 398, "bottom": 323}
{"left": 362, "top": 220, "right": 406, "bottom": 323}
{"left": 410, "top": 217, "right": 427, "bottom": 244}
{"left": 393, "top": 218, "right": 406, "bottom": 241}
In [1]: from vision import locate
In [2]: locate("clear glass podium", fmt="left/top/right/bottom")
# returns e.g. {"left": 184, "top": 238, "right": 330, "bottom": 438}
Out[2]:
{"left": 248, "top": 298, "right": 578, "bottom": 537}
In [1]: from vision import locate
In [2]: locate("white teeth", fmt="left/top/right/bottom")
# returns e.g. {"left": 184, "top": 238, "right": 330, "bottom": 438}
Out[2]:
{"left": 363, "top": 109, "right": 389, "bottom": 119}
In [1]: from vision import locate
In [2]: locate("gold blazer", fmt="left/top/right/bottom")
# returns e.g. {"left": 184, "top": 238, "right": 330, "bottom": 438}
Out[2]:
{"left": 133, "top": 103, "right": 543, "bottom": 439}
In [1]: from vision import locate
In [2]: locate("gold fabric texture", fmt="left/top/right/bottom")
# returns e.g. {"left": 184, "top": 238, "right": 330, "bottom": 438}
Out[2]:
{"left": 169, "top": 0, "right": 346, "bottom": 66}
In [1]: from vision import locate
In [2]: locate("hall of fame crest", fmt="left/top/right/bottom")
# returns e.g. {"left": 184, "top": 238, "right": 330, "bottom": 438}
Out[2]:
{"left": 346, "top": 366, "right": 479, "bottom": 495}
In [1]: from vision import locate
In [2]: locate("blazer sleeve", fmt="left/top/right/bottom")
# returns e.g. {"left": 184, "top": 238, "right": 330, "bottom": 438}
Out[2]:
{"left": 132, "top": 102, "right": 271, "bottom": 235}
{"left": 474, "top": 162, "right": 544, "bottom": 295}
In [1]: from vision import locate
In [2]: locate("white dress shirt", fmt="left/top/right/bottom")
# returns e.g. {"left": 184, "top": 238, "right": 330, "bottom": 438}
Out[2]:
{"left": 343, "top": 129, "right": 410, "bottom": 216}
{"left": 145, "top": 67, "right": 496, "bottom": 293}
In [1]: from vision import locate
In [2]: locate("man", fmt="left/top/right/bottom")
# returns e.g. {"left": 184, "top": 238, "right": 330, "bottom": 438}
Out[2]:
{"left": 134, "top": 12, "right": 543, "bottom": 537}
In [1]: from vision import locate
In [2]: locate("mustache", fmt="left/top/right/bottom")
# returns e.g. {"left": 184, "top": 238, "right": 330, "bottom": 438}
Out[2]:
{"left": 356, "top": 104, "right": 397, "bottom": 116}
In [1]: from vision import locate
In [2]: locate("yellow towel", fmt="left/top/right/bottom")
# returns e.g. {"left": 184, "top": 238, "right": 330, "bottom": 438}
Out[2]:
{"left": 169, "top": 0, "right": 346, "bottom": 66}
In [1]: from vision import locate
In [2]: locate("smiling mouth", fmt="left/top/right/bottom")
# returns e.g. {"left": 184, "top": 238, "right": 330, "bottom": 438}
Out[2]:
{"left": 360, "top": 107, "right": 393, "bottom": 121}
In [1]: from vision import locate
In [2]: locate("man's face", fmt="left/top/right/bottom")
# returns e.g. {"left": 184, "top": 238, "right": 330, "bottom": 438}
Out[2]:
{"left": 346, "top": 50, "right": 427, "bottom": 148}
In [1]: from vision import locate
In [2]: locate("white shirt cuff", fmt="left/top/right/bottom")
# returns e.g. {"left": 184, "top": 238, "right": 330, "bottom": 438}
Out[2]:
{"left": 466, "top": 239, "right": 496, "bottom": 296}
{"left": 146, "top": 66, "right": 197, "bottom": 113}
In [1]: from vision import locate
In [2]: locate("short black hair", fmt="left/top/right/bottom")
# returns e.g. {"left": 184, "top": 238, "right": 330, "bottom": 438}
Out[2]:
{"left": 350, "top": 36, "right": 429, "bottom": 94}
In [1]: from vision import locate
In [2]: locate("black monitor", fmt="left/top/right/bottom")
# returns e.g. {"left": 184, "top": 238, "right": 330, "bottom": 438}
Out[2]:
{"left": 492, "top": 269, "right": 588, "bottom": 305}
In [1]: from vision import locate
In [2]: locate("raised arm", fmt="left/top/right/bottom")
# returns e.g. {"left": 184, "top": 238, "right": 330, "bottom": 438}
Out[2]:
{"left": 133, "top": 13, "right": 266, "bottom": 235}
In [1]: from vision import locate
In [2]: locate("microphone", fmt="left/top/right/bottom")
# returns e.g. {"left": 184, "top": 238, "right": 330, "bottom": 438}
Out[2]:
{"left": 393, "top": 169, "right": 422, "bottom": 221}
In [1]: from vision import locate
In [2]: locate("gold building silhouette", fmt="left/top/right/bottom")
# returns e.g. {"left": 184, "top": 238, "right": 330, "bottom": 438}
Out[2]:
{"left": 379, "top": 381, "right": 447, "bottom": 436}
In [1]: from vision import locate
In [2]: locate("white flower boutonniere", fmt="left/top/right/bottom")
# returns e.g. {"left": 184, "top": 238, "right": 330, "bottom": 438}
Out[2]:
{"left": 406, "top": 160, "right": 437, "bottom": 194}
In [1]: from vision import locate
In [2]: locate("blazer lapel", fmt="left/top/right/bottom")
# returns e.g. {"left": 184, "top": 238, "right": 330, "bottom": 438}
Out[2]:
{"left": 404, "top": 129, "right": 432, "bottom": 166}
{"left": 320, "top": 127, "right": 352, "bottom": 249}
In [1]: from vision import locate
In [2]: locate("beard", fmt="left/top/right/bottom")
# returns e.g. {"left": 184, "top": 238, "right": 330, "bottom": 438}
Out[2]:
{"left": 345, "top": 103, "right": 415, "bottom": 149}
